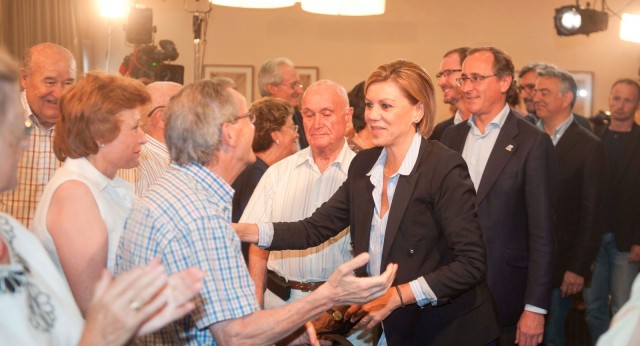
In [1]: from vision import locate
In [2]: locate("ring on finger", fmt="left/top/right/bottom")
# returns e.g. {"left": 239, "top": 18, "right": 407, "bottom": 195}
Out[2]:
{"left": 130, "top": 300, "right": 142, "bottom": 311}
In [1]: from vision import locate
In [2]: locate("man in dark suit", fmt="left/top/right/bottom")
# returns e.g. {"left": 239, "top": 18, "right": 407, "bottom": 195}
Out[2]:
{"left": 440, "top": 47, "right": 557, "bottom": 345}
{"left": 532, "top": 66, "right": 606, "bottom": 346}
{"left": 429, "top": 47, "right": 471, "bottom": 141}
{"left": 518, "top": 62, "right": 592, "bottom": 131}
{"left": 584, "top": 79, "right": 640, "bottom": 343}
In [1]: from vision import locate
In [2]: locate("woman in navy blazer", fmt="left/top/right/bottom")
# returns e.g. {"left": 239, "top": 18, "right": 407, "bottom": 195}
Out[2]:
{"left": 242, "top": 60, "right": 499, "bottom": 345}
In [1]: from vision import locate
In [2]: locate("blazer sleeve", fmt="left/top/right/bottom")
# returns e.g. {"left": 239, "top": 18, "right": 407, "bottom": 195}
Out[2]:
{"left": 425, "top": 149, "right": 487, "bottom": 298}
{"left": 524, "top": 132, "right": 558, "bottom": 309}
{"left": 569, "top": 138, "right": 606, "bottom": 279}
{"left": 268, "top": 176, "right": 351, "bottom": 251}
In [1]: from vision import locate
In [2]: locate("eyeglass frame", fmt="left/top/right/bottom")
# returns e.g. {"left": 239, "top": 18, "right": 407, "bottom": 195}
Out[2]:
{"left": 288, "top": 123, "right": 299, "bottom": 133}
{"left": 147, "top": 105, "right": 166, "bottom": 118}
{"left": 455, "top": 74, "right": 497, "bottom": 87}
{"left": 435, "top": 69, "right": 462, "bottom": 79}
{"left": 234, "top": 111, "right": 256, "bottom": 124}
{"left": 517, "top": 83, "right": 536, "bottom": 94}
{"left": 274, "top": 80, "right": 304, "bottom": 91}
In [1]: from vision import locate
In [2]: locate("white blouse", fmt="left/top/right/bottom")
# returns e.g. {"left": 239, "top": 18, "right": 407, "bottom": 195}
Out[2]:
{"left": 32, "top": 157, "right": 134, "bottom": 272}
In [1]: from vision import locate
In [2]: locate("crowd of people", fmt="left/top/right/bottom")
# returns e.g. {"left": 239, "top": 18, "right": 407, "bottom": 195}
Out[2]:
{"left": 0, "top": 41, "right": 639, "bottom": 346}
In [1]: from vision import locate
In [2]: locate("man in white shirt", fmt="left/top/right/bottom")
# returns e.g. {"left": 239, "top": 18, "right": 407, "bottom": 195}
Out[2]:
{"left": 440, "top": 47, "right": 557, "bottom": 346}
{"left": 242, "top": 80, "right": 372, "bottom": 345}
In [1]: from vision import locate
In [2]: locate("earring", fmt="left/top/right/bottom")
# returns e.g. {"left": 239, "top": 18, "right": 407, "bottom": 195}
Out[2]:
{"left": 275, "top": 140, "right": 280, "bottom": 145}
{"left": 99, "top": 143, "right": 105, "bottom": 148}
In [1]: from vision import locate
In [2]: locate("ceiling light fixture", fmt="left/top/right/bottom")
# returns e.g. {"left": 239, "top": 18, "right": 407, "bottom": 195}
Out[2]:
{"left": 209, "top": 0, "right": 296, "bottom": 9}
{"left": 620, "top": 13, "right": 640, "bottom": 43}
{"left": 554, "top": 4, "right": 609, "bottom": 36}
{"left": 300, "top": 0, "right": 385, "bottom": 16}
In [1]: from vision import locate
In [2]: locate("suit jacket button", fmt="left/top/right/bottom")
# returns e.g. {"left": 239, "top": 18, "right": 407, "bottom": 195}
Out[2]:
{"left": 409, "top": 249, "right": 415, "bottom": 255}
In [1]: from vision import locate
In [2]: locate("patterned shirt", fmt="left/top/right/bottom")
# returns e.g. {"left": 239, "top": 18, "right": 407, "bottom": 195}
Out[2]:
{"left": 242, "top": 141, "right": 355, "bottom": 282}
{"left": 115, "top": 162, "right": 258, "bottom": 345}
{"left": 136, "top": 134, "right": 170, "bottom": 196}
{"left": 0, "top": 91, "right": 61, "bottom": 228}
{"left": 116, "top": 134, "right": 170, "bottom": 196}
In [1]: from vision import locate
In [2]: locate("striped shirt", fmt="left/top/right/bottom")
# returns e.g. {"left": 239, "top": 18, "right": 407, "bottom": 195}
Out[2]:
{"left": 115, "top": 162, "right": 258, "bottom": 345}
{"left": 242, "top": 141, "right": 355, "bottom": 282}
{"left": 0, "top": 91, "right": 61, "bottom": 228}
{"left": 116, "top": 134, "right": 170, "bottom": 196}
{"left": 136, "top": 134, "right": 170, "bottom": 195}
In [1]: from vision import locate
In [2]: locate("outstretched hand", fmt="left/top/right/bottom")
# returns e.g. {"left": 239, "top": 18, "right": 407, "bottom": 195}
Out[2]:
{"left": 79, "top": 259, "right": 204, "bottom": 346}
{"left": 324, "top": 253, "right": 397, "bottom": 306}
{"left": 137, "top": 267, "right": 205, "bottom": 336}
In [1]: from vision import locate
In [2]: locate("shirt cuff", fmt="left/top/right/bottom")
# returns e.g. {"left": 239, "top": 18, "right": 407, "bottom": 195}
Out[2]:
{"left": 409, "top": 277, "right": 437, "bottom": 307}
{"left": 257, "top": 223, "right": 273, "bottom": 248}
{"left": 525, "top": 304, "right": 547, "bottom": 315}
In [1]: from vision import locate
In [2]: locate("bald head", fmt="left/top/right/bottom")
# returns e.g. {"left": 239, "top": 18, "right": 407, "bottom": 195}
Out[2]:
{"left": 142, "top": 81, "right": 183, "bottom": 143}
{"left": 301, "top": 80, "right": 352, "bottom": 156}
{"left": 21, "top": 43, "right": 76, "bottom": 127}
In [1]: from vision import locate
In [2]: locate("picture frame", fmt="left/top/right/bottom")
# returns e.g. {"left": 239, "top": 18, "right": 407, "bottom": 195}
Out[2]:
{"left": 295, "top": 66, "right": 319, "bottom": 91}
{"left": 203, "top": 64, "right": 254, "bottom": 100}
{"left": 569, "top": 71, "right": 594, "bottom": 117}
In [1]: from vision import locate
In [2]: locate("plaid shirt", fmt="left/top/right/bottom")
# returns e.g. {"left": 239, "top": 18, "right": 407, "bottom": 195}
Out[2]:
{"left": 0, "top": 92, "right": 61, "bottom": 228}
{"left": 115, "top": 162, "right": 258, "bottom": 345}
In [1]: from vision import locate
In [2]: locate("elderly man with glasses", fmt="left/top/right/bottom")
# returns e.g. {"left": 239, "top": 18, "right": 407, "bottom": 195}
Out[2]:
{"left": 441, "top": 47, "right": 557, "bottom": 346}
{"left": 258, "top": 57, "right": 308, "bottom": 149}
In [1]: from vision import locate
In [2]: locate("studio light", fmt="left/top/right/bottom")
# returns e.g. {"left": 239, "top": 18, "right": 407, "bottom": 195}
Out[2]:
{"left": 620, "top": 13, "right": 640, "bottom": 43}
{"left": 554, "top": 5, "right": 608, "bottom": 36}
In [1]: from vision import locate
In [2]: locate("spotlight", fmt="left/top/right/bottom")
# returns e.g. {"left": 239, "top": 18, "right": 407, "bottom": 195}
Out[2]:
{"left": 554, "top": 5, "right": 608, "bottom": 36}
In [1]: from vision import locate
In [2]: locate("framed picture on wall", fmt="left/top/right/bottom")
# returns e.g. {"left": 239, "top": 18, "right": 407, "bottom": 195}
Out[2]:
{"left": 296, "top": 66, "right": 319, "bottom": 91}
{"left": 203, "top": 65, "right": 254, "bottom": 100}
{"left": 569, "top": 71, "right": 594, "bottom": 117}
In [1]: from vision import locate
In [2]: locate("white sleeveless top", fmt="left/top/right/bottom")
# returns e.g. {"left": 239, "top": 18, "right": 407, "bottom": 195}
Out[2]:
{"left": 32, "top": 157, "right": 134, "bottom": 272}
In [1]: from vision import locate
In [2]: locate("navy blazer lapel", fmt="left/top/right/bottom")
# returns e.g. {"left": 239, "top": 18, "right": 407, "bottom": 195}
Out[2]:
{"left": 446, "top": 123, "right": 470, "bottom": 153}
{"left": 476, "top": 112, "right": 519, "bottom": 204}
{"left": 353, "top": 173, "right": 375, "bottom": 259}
{"left": 380, "top": 139, "right": 426, "bottom": 268}
{"left": 555, "top": 121, "right": 581, "bottom": 159}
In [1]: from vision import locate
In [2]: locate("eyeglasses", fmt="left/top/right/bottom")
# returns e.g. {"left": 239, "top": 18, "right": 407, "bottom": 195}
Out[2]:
{"left": 147, "top": 105, "right": 165, "bottom": 118}
{"left": 435, "top": 69, "right": 462, "bottom": 79}
{"left": 456, "top": 75, "right": 497, "bottom": 87}
{"left": 517, "top": 84, "right": 536, "bottom": 93}
{"left": 235, "top": 111, "right": 256, "bottom": 124}
{"left": 289, "top": 124, "right": 299, "bottom": 133}
{"left": 278, "top": 81, "right": 303, "bottom": 91}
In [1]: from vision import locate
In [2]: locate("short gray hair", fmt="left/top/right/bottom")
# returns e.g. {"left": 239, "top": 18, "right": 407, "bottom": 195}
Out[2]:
{"left": 536, "top": 66, "right": 577, "bottom": 109}
{"left": 518, "top": 62, "right": 557, "bottom": 79}
{"left": 258, "top": 57, "right": 295, "bottom": 97}
{"left": 23, "top": 42, "right": 76, "bottom": 75}
{"left": 165, "top": 77, "right": 238, "bottom": 165}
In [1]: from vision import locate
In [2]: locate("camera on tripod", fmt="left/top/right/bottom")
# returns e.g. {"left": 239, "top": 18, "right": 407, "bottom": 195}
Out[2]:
{"left": 119, "top": 7, "right": 184, "bottom": 84}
